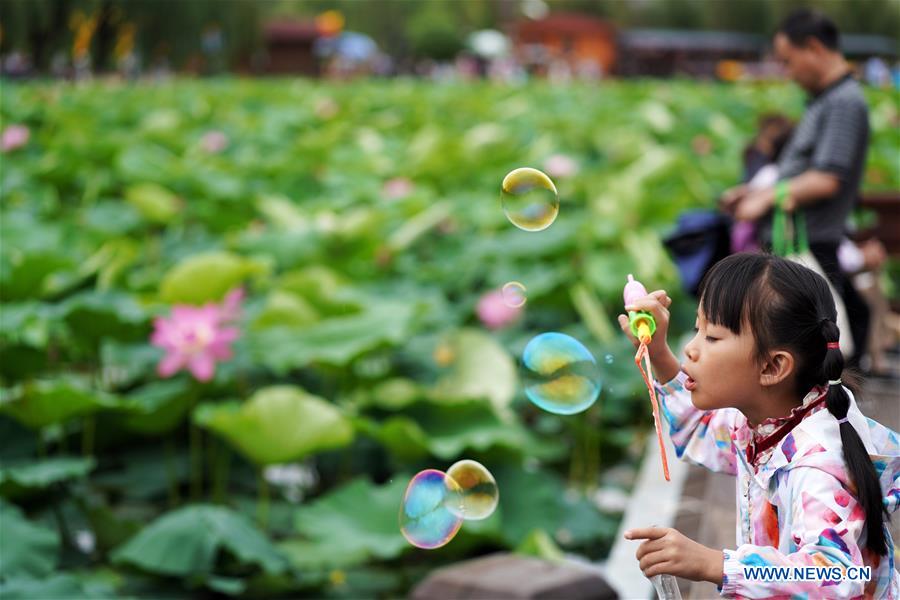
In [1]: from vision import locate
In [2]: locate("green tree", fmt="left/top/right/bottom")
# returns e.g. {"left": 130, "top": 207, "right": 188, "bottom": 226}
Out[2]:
{"left": 406, "top": 3, "right": 465, "bottom": 61}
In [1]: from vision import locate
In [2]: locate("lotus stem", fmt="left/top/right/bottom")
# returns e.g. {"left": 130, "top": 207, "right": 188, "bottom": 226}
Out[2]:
{"left": 257, "top": 469, "right": 269, "bottom": 529}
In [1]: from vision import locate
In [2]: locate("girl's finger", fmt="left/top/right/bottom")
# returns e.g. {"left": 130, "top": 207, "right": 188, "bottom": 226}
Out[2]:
{"left": 624, "top": 526, "right": 668, "bottom": 541}
{"left": 634, "top": 538, "right": 666, "bottom": 561}
{"left": 649, "top": 290, "right": 672, "bottom": 309}
{"left": 643, "top": 561, "right": 676, "bottom": 579}
{"left": 638, "top": 549, "right": 669, "bottom": 573}
{"left": 624, "top": 297, "right": 668, "bottom": 322}
{"left": 617, "top": 314, "right": 639, "bottom": 345}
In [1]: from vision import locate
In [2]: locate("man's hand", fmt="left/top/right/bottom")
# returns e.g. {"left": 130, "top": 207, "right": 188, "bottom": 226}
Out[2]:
{"left": 624, "top": 526, "right": 724, "bottom": 585}
{"left": 719, "top": 184, "right": 748, "bottom": 215}
{"left": 734, "top": 186, "right": 778, "bottom": 221}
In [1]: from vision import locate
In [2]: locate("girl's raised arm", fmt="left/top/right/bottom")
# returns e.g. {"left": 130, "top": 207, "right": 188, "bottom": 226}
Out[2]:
{"left": 618, "top": 290, "right": 741, "bottom": 474}
{"left": 656, "top": 371, "right": 741, "bottom": 475}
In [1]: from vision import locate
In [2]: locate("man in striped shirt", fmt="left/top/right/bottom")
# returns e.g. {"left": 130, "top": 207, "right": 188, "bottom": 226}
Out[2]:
{"left": 725, "top": 9, "right": 871, "bottom": 367}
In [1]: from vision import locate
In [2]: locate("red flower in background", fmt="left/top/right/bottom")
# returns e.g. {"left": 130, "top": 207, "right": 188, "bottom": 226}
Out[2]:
{"left": 200, "top": 130, "right": 229, "bottom": 153}
{"left": 151, "top": 288, "right": 244, "bottom": 382}
{"left": 476, "top": 289, "right": 522, "bottom": 330}
{"left": 1, "top": 125, "right": 30, "bottom": 152}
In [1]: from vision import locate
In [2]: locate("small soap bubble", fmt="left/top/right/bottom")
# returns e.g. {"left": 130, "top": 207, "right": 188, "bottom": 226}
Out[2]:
{"left": 445, "top": 460, "right": 499, "bottom": 520}
{"left": 604, "top": 354, "right": 615, "bottom": 365}
{"left": 501, "top": 281, "right": 527, "bottom": 308}
{"left": 521, "top": 332, "right": 602, "bottom": 415}
{"left": 501, "top": 167, "right": 559, "bottom": 232}
{"left": 399, "top": 469, "right": 464, "bottom": 549}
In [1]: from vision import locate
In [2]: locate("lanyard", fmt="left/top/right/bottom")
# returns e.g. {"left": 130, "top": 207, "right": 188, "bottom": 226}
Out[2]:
{"left": 635, "top": 342, "right": 670, "bottom": 481}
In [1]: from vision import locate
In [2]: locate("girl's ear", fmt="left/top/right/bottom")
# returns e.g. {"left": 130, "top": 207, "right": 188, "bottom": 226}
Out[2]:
{"left": 759, "top": 350, "right": 795, "bottom": 387}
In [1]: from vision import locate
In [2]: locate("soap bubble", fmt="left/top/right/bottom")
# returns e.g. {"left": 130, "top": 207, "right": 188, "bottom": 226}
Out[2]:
{"left": 522, "top": 332, "right": 601, "bottom": 415}
{"left": 446, "top": 460, "right": 499, "bottom": 520}
{"left": 501, "top": 281, "right": 527, "bottom": 308}
{"left": 501, "top": 167, "right": 559, "bottom": 232}
{"left": 399, "top": 469, "right": 464, "bottom": 549}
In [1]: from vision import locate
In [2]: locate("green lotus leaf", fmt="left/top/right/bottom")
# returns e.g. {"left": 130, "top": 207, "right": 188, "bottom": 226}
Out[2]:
{"left": 0, "top": 501, "right": 59, "bottom": 578}
{"left": 194, "top": 385, "right": 353, "bottom": 465}
{"left": 119, "top": 379, "right": 192, "bottom": 435}
{"left": 368, "top": 400, "right": 564, "bottom": 461}
{"left": 159, "top": 251, "right": 265, "bottom": 305}
{"left": 0, "top": 379, "right": 119, "bottom": 429}
{"left": 430, "top": 328, "right": 516, "bottom": 415}
{"left": 288, "top": 477, "right": 409, "bottom": 566}
{"left": 112, "top": 504, "right": 288, "bottom": 577}
{"left": 247, "top": 301, "right": 413, "bottom": 372}
{"left": 0, "top": 573, "right": 117, "bottom": 600}
{"left": 251, "top": 290, "right": 319, "bottom": 330}
{"left": 124, "top": 182, "right": 180, "bottom": 224}
{"left": 0, "top": 456, "right": 95, "bottom": 496}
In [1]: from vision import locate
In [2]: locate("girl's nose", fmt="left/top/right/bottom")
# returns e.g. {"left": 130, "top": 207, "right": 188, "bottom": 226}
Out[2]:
{"left": 684, "top": 336, "right": 699, "bottom": 362}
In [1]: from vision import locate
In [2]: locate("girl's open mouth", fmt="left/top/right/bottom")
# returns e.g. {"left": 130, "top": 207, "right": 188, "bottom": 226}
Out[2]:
{"left": 684, "top": 375, "right": 697, "bottom": 391}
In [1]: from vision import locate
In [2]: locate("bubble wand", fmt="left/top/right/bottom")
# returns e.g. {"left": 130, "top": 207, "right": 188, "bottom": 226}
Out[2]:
{"left": 624, "top": 275, "right": 670, "bottom": 481}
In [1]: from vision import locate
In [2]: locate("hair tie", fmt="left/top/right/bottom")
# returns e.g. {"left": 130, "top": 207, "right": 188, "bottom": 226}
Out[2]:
{"left": 826, "top": 342, "right": 840, "bottom": 350}
{"left": 836, "top": 416, "right": 849, "bottom": 425}
{"left": 828, "top": 378, "right": 842, "bottom": 386}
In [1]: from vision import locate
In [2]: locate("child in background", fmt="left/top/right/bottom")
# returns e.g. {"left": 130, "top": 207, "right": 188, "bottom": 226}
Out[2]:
{"left": 722, "top": 114, "right": 795, "bottom": 254}
{"left": 618, "top": 253, "right": 899, "bottom": 598}
{"left": 838, "top": 237, "right": 900, "bottom": 376}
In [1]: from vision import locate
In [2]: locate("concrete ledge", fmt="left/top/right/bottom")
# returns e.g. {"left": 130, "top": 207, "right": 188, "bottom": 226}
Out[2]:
{"left": 410, "top": 553, "right": 619, "bottom": 599}
{"left": 604, "top": 428, "right": 688, "bottom": 599}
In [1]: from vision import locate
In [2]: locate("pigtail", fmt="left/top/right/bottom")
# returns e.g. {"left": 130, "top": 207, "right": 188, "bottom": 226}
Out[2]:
{"left": 820, "top": 319, "right": 889, "bottom": 556}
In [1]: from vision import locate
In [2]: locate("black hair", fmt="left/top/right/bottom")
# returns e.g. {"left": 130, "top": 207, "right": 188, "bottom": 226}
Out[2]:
{"left": 741, "top": 113, "right": 795, "bottom": 179}
{"left": 777, "top": 8, "right": 840, "bottom": 51}
{"left": 698, "top": 253, "right": 889, "bottom": 556}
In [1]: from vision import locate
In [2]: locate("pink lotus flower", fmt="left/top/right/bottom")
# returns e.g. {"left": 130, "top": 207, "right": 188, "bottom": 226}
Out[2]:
{"left": 200, "top": 130, "right": 228, "bottom": 153}
{"left": 543, "top": 154, "right": 578, "bottom": 179}
{"left": 382, "top": 177, "right": 414, "bottom": 200}
{"left": 1, "top": 124, "right": 30, "bottom": 152}
{"left": 150, "top": 288, "right": 244, "bottom": 382}
{"left": 476, "top": 289, "right": 522, "bottom": 330}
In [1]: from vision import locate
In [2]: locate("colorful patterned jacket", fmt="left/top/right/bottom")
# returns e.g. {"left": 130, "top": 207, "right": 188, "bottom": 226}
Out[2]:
{"left": 657, "top": 371, "right": 900, "bottom": 598}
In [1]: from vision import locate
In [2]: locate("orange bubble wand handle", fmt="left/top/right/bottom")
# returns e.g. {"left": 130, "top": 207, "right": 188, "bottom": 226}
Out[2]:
{"left": 635, "top": 342, "right": 670, "bottom": 481}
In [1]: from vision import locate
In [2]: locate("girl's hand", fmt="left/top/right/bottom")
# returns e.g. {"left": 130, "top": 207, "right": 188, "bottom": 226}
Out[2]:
{"left": 618, "top": 289, "right": 671, "bottom": 353}
{"left": 624, "top": 526, "right": 724, "bottom": 585}
{"left": 618, "top": 290, "right": 680, "bottom": 382}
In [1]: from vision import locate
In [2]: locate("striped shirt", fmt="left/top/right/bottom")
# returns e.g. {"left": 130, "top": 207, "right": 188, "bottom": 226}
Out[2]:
{"left": 760, "top": 73, "right": 870, "bottom": 245}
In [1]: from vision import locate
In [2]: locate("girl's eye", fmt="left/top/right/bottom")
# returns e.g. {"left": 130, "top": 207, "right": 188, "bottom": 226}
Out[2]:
{"left": 705, "top": 336, "right": 718, "bottom": 343}
{"left": 693, "top": 326, "right": 699, "bottom": 333}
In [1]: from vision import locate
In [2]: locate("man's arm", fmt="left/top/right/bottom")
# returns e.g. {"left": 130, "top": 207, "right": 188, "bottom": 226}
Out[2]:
{"left": 778, "top": 170, "right": 840, "bottom": 211}
{"left": 735, "top": 94, "right": 867, "bottom": 222}
{"left": 733, "top": 171, "right": 840, "bottom": 220}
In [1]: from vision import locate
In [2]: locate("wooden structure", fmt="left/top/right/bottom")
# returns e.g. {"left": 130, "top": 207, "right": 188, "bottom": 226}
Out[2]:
{"left": 617, "top": 29, "right": 764, "bottom": 77}
{"left": 263, "top": 21, "right": 320, "bottom": 76}
{"left": 411, "top": 553, "right": 619, "bottom": 599}
{"left": 514, "top": 13, "right": 617, "bottom": 76}
{"left": 616, "top": 30, "right": 897, "bottom": 78}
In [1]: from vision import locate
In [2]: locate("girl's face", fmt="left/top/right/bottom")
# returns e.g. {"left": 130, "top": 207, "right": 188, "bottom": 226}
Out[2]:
{"left": 682, "top": 310, "right": 760, "bottom": 412}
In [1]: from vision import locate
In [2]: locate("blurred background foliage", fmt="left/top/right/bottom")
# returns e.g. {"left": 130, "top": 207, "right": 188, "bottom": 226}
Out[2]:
{"left": 1, "top": 75, "right": 897, "bottom": 597}
{"left": 2, "top": 0, "right": 899, "bottom": 72}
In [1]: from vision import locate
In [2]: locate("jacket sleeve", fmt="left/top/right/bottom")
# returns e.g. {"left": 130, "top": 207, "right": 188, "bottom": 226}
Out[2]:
{"left": 655, "top": 370, "right": 740, "bottom": 475}
{"left": 719, "top": 467, "right": 869, "bottom": 598}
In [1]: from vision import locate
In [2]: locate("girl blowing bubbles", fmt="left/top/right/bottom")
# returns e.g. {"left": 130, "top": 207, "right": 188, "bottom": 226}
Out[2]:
{"left": 617, "top": 253, "right": 899, "bottom": 598}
